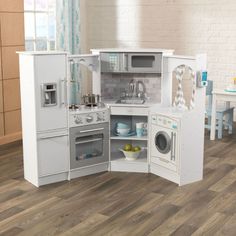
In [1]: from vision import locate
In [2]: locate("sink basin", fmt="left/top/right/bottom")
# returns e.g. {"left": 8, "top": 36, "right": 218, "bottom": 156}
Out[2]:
{"left": 116, "top": 98, "right": 145, "bottom": 104}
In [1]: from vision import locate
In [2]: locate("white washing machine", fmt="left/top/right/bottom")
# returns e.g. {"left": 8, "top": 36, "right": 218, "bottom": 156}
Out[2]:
{"left": 150, "top": 114, "right": 180, "bottom": 172}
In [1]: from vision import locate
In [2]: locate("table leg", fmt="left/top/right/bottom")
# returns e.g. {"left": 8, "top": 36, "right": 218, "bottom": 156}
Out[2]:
{"left": 225, "top": 101, "right": 231, "bottom": 130}
{"left": 210, "top": 94, "right": 217, "bottom": 140}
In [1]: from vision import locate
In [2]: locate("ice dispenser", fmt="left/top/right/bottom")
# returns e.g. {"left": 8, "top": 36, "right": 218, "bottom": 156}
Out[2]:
{"left": 41, "top": 83, "right": 57, "bottom": 107}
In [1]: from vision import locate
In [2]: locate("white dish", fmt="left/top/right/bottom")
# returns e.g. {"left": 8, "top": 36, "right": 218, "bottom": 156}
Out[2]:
{"left": 116, "top": 128, "right": 130, "bottom": 136}
{"left": 119, "top": 148, "right": 142, "bottom": 161}
{"left": 226, "top": 85, "right": 236, "bottom": 92}
{"left": 114, "top": 131, "right": 136, "bottom": 137}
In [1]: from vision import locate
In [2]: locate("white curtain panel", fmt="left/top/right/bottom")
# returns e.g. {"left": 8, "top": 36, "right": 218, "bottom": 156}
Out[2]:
{"left": 56, "top": 0, "right": 81, "bottom": 105}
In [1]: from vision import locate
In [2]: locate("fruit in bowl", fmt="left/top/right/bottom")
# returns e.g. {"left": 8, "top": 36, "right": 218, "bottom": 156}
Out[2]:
{"left": 124, "top": 144, "right": 132, "bottom": 151}
{"left": 133, "top": 146, "right": 141, "bottom": 152}
{"left": 120, "top": 145, "right": 142, "bottom": 160}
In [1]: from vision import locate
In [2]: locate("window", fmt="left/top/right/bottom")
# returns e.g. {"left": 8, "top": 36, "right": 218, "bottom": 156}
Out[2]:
{"left": 24, "top": 0, "right": 56, "bottom": 51}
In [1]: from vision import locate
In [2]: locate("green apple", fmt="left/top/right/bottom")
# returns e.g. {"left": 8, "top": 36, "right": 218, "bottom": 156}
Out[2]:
{"left": 133, "top": 146, "right": 141, "bottom": 152}
{"left": 124, "top": 144, "right": 132, "bottom": 151}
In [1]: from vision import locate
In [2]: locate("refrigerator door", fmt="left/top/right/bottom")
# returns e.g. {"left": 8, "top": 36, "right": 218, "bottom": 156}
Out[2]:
{"left": 34, "top": 54, "right": 68, "bottom": 132}
{"left": 37, "top": 132, "right": 69, "bottom": 177}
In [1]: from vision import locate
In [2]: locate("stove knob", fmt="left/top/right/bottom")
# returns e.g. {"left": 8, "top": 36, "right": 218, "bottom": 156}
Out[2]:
{"left": 86, "top": 115, "right": 93, "bottom": 123}
{"left": 75, "top": 116, "right": 82, "bottom": 124}
{"left": 97, "top": 112, "right": 103, "bottom": 121}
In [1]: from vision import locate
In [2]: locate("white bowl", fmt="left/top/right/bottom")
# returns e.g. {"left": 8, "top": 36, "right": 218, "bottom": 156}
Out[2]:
{"left": 119, "top": 149, "right": 142, "bottom": 161}
{"left": 116, "top": 128, "right": 130, "bottom": 136}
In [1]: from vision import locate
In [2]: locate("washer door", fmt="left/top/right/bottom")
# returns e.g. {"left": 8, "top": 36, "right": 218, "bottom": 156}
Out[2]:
{"left": 155, "top": 131, "right": 171, "bottom": 154}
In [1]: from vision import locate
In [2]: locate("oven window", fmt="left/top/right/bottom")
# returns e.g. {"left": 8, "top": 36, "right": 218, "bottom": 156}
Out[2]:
{"left": 131, "top": 55, "right": 155, "bottom": 68}
{"left": 75, "top": 134, "right": 103, "bottom": 161}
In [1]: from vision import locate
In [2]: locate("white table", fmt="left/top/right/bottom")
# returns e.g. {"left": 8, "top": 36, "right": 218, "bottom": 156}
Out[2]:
{"left": 210, "top": 89, "right": 236, "bottom": 140}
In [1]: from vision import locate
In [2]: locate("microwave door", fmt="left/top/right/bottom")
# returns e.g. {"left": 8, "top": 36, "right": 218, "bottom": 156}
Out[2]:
{"left": 128, "top": 53, "right": 161, "bottom": 73}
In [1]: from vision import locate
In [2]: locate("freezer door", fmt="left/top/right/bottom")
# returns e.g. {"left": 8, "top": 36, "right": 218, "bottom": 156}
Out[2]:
{"left": 37, "top": 134, "right": 69, "bottom": 177}
{"left": 34, "top": 54, "right": 68, "bottom": 132}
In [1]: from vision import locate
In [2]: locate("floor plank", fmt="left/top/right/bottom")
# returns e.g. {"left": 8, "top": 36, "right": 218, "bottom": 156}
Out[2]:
{"left": 0, "top": 131, "right": 236, "bottom": 235}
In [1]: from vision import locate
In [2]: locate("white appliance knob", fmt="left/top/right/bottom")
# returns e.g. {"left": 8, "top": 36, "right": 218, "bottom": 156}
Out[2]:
{"left": 86, "top": 115, "right": 93, "bottom": 123}
{"left": 97, "top": 112, "right": 103, "bottom": 121}
{"left": 75, "top": 116, "right": 82, "bottom": 124}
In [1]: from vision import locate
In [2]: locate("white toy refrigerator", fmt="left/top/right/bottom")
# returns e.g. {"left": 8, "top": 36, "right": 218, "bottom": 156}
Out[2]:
{"left": 18, "top": 52, "right": 69, "bottom": 187}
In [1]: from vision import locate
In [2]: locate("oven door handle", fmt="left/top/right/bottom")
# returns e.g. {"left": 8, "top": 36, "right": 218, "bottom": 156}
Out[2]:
{"left": 79, "top": 128, "right": 104, "bottom": 133}
{"left": 75, "top": 138, "right": 102, "bottom": 145}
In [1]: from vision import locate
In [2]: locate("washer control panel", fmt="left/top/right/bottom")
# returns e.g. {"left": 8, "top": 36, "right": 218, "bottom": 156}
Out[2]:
{"left": 152, "top": 115, "right": 178, "bottom": 130}
{"left": 70, "top": 109, "right": 109, "bottom": 127}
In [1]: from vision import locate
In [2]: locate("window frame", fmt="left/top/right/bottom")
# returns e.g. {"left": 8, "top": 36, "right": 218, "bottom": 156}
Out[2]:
{"left": 24, "top": 0, "right": 56, "bottom": 51}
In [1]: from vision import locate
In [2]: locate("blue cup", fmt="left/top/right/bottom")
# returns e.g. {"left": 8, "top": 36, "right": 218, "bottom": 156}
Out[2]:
{"left": 136, "top": 128, "right": 144, "bottom": 137}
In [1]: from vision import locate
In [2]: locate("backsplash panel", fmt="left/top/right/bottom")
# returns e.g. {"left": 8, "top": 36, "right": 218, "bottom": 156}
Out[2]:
{"left": 101, "top": 73, "right": 161, "bottom": 103}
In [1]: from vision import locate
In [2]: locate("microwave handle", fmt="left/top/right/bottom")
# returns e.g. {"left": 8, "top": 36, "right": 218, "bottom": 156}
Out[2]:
{"left": 123, "top": 53, "right": 128, "bottom": 71}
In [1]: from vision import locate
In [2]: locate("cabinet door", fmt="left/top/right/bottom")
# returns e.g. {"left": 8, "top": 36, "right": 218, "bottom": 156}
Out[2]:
{"left": 34, "top": 54, "right": 68, "bottom": 132}
{"left": 38, "top": 135, "right": 69, "bottom": 177}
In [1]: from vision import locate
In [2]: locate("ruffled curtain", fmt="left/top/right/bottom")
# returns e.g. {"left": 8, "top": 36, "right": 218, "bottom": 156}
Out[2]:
{"left": 56, "top": 0, "right": 81, "bottom": 104}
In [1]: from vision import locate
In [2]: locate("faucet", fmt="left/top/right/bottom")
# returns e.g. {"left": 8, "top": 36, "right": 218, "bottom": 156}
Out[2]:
{"left": 136, "top": 80, "right": 146, "bottom": 98}
{"left": 128, "top": 79, "right": 136, "bottom": 97}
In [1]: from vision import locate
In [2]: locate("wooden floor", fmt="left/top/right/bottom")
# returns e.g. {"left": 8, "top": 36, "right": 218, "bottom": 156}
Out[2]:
{"left": 0, "top": 131, "right": 236, "bottom": 236}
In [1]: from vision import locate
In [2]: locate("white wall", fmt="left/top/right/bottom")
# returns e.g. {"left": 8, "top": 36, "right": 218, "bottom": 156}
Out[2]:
{"left": 83, "top": 0, "right": 236, "bottom": 90}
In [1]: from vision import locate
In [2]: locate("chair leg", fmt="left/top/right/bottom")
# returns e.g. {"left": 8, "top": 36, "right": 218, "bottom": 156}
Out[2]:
{"left": 224, "top": 112, "right": 229, "bottom": 130}
{"left": 228, "top": 111, "right": 233, "bottom": 134}
{"left": 218, "top": 114, "right": 223, "bottom": 139}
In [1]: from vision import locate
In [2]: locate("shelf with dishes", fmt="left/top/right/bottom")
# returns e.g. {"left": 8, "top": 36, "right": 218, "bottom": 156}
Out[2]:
{"left": 110, "top": 135, "right": 148, "bottom": 141}
{"left": 109, "top": 114, "right": 149, "bottom": 172}
{"left": 110, "top": 115, "right": 148, "bottom": 138}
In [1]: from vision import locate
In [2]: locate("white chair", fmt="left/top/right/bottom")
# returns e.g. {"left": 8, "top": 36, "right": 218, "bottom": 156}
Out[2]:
{"left": 205, "top": 80, "right": 234, "bottom": 139}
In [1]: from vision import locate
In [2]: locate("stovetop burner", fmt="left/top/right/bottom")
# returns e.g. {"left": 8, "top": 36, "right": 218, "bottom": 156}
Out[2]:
{"left": 69, "top": 102, "right": 109, "bottom": 127}
{"left": 69, "top": 102, "right": 106, "bottom": 112}
{"left": 69, "top": 104, "right": 79, "bottom": 110}
{"left": 85, "top": 103, "right": 98, "bottom": 107}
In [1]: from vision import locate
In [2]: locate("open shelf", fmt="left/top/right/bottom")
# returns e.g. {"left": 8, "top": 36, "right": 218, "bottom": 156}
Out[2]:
{"left": 110, "top": 151, "right": 149, "bottom": 173}
{"left": 109, "top": 114, "right": 149, "bottom": 173}
{"left": 110, "top": 135, "right": 148, "bottom": 141}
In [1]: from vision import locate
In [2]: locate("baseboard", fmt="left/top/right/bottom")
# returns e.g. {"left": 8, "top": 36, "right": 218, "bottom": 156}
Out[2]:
{"left": 0, "top": 132, "right": 22, "bottom": 145}
{"left": 70, "top": 163, "right": 109, "bottom": 180}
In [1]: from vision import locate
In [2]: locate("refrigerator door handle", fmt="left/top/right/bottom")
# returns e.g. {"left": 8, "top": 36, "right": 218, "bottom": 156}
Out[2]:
{"left": 60, "top": 78, "right": 67, "bottom": 107}
{"left": 38, "top": 133, "right": 68, "bottom": 140}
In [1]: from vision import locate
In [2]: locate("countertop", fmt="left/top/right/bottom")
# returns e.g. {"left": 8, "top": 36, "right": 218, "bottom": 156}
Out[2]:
{"left": 104, "top": 100, "right": 158, "bottom": 108}
{"left": 91, "top": 48, "right": 174, "bottom": 54}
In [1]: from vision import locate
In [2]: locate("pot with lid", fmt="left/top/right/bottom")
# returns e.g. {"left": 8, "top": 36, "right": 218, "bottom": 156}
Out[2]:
{"left": 82, "top": 94, "right": 100, "bottom": 106}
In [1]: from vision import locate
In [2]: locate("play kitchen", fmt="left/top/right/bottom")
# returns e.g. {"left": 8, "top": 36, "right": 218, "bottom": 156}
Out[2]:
{"left": 18, "top": 49, "right": 207, "bottom": 187}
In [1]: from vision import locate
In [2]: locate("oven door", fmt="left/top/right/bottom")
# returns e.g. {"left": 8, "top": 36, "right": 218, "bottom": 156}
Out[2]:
{"left": 70, "top": 123, "right": 109, "bottom": 169}
{"left": 128, "top": 53, "right": 162, "bottom": 73}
